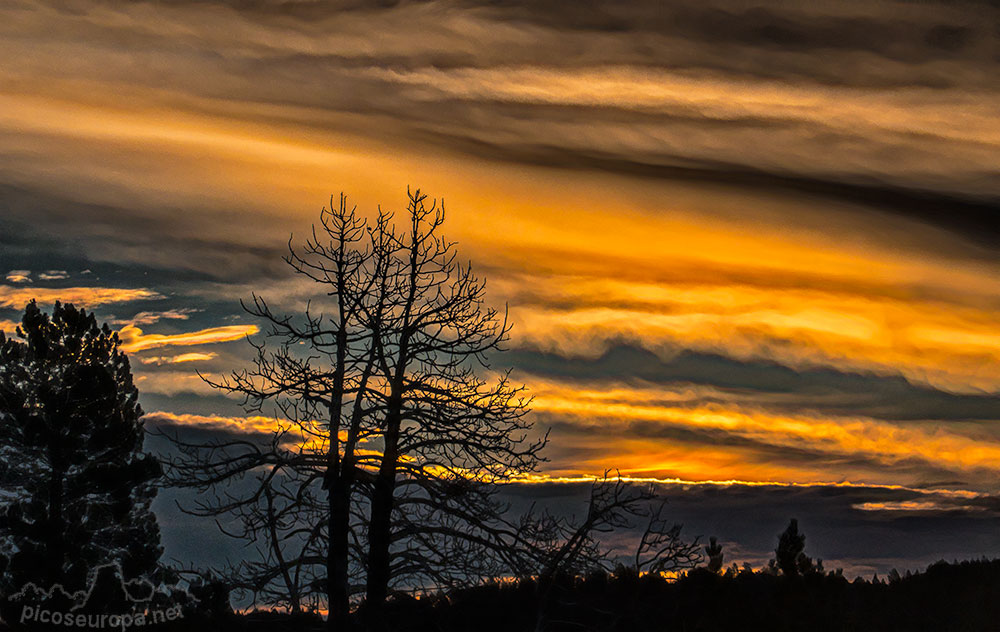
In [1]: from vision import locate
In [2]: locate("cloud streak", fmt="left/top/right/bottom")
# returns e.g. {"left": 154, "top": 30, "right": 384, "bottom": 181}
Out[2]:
{"left": 139, "top": 352, "right": 218, "bottom": 365}
{"left": 5, "top": 270, "right": 31, "bottom": 284}
{"left": 0, "top": 284, "right": 161, "bottom": 309}
{"left": 525, "top": 377, "right": 1000, "bottom": 488}
{"left": 118, "top": 323, "right": 259, "bottom": 353}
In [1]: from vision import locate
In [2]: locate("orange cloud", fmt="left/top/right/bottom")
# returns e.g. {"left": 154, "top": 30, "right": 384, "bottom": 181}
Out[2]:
{"left": 143, "top": 411, "right": 382, "bottom": 456}
{"left": 500, "top": 274, "right": 1000, "bottom": 395}
{"left": 5, "top": 270, "right": 31, "bottom": 284}
{"left": 139, "top": 352, "right": 218, "bottom": 365}
{"left": 0, "top": 285, "right": 161, "bottom": 309}
{"left": 118, "top": 323, "right": 258, "bottom": 353}
{"left": 515, "top": 473, "right": 983, "bottom": 503}
{"left": 2, "top": 25, "right": 999, "bottom": 495}
{"left": 526, "top": 378, "right": 1000, "bottom": 486}
{"left": 143, "top": 411, "right": 282, "bottom": 435}
{"left": 851, "top": 500, "right": 982, "bottom": 512}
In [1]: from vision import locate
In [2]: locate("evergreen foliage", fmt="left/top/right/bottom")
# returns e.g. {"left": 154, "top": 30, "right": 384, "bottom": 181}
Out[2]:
{"left": 0, "top": 301, "right": 162, "bottom": 594}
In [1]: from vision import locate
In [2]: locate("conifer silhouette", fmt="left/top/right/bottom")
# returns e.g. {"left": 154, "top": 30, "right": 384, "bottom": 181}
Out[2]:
{"left": 705, "top": 537, "right": 724, "bottom": 574}
{"left": 774, "top": 518, "right": 814, "bottom": 577}
{"left": 0, "top": 301, "right": 162, "bottom": 594}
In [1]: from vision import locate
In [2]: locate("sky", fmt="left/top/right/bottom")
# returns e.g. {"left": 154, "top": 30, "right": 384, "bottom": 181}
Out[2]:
{"left": 1, "top": 0, "right": 1000, "bottom": 577}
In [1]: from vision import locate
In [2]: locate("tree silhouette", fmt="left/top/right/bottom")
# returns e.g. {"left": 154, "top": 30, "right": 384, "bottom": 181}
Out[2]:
{"left": 361, "top": 189, "right": 545, "bottom": 629}
{"left": 774, "top": 518, "right": 814, "bottom": 577}
{"left": 163, "top": 190, "right": 546, "bottom": 631}
{"left": 164, "top": 195, "right": 385, "bottom": 626}
{"left": 704, "top": 537, "right": 724, "bottom": 574}
{"left": 503, "top": 473, "right": 700, "bottom": 631}
{"left": 0, "top": 301, "right": 162, "bottom": 594}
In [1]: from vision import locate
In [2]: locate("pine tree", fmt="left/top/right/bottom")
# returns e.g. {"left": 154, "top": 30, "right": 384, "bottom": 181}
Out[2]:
{"left": 0, "top": 301, "right": 162, "bottom": 594}
{"left": 705, "top": 536, "right": 724, "bottom": 574}
{"left": 774, "top": 518, "right": 813, "bottom": 577}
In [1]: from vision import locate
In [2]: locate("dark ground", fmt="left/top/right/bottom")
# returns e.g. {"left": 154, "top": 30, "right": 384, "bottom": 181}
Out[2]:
{"left": 69, "top": 557, "right": 994, "bottom": 632}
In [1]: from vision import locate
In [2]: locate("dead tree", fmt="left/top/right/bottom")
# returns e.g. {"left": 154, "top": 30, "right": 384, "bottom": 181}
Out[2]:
{"left": 213, "top": 470, "right": 327, "bottom": 613}
{"left": 505, "top": 473, "right": 702, "bottom": 632}
{"left": 634, "top": 504, "right": 702, "bottom": 576}
{"left": 161, "top": 195, "right": 392, "bottom": 629}
{"left": 163, "top": 190, "right": 547, "bottom": 631}
{"left": 362, "top": 189, "right": 546, "bottom": 629}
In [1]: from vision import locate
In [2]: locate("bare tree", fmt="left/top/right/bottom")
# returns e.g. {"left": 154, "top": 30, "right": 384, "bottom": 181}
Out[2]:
{"left": 162, "top": 190, "right": 547, "bottom": 631}
{"left": 634, "top": 505, "right": 702, "bottom": 576}
{"left": 503, "top": 473, "right": 701, "bottom": 632}
{"left": 361, "top": 189, "right": 545, "bottom": 629}
{"left": 160, "top": 190, "right": 696, "bottom": 632}
{"left": 161, "top": 194, "right": 390, "bottom": 629}
{"left": 214, "top": 470, "right": 327, "bottom": 614}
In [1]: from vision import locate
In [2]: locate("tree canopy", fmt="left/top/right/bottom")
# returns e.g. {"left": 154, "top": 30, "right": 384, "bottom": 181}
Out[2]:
{"left": 0, "top": 300, "right": 162, "bottom": 593}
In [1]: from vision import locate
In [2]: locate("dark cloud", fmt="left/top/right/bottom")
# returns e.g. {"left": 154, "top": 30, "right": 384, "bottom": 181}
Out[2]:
{"left": 4, "top": 0, "right": 999, "bottom": 249}
{"left": 468, "top": 1, "right": 985, "bottom": 61}
{"left": 406, "top": 133, "right": 1000, "bottom": 249}
{"left": 510, "top": 343, "right": 1000, "bottom": 423}
{"left": 124, "top": 0, "right": 997, "bottom": 70}
{"left": 0, "top": 183, "right": 290, "bottom": 283}
{"left": 479, "top": 480, "right": 1000, "bottom": 575}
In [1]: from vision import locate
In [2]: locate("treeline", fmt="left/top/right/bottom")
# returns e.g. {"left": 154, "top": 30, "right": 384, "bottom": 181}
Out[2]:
{"left": 190, "top": 557, "right": 1000, "bottom": 632}
{"left": 383, "top": 557, "right": 1000, "bottom": 632}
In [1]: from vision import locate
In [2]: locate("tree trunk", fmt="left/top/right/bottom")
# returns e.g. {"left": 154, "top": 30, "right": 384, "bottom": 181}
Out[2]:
{"left": 328, "top": 471, "right": 354, "bottom": 630}
{"left": 364, "top": 400, "right": 402, "bottom": 632}
{"left": 328, "top": 342, "right": 379, "bottom": 631}
{"left": 324, "top": 323, "right": 348, "bottom": 630}
{"left": 46, "top": 462, "right": 65, "bottom": 586}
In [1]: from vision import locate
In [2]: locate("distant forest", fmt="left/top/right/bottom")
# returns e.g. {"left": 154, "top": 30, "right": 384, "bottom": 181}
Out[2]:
{"left": 0, "top": 191, "right": 995, "bottom": 632}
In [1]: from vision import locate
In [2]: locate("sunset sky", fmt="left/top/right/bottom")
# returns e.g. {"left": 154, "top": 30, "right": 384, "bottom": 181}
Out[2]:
{"left": 2, "top": 0, "right": 999, "bottom": 576}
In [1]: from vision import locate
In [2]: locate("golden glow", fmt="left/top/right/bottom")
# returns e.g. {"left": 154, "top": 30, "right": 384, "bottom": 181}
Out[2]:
{"left": 0, "top": 285, "right": 161, "bottom": 309}
{"left": 514, "top": 473, "right": 983, "bottom": 499}
{"left": 505, "top": 277, "right": 1000, "bottom": 394}
{"left": 143, "top": 411, "right": 285, "bottom": 435}
{"left": 118, "top": 323, "right": 259, "bottom": 353}
{"left": 4, "top": 91, "right": 995, "bottom": 486}
{"left": 851, "top": 501, "right": 981, "bottom": 512}
{"left": 0, "top": 93, "right": 362, "bottom": 172}
{"left": 139, "top": 352, "right": 218, "bottom": 365}
{"left": 2, "top": 7, "right": 999, "bottom": 496}
{"left": 525, "top": 378, "right": 1000, "bottom": 486}
{"left": 144, "top": 411, "right": 386, "bottom": 457}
